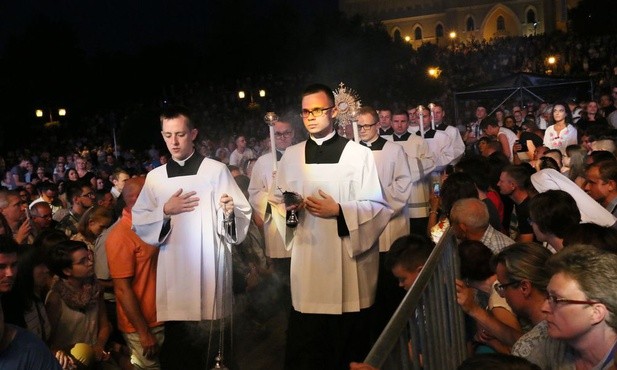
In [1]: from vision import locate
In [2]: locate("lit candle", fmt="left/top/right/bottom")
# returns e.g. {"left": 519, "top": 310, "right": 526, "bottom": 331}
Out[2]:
{"left": 418, "top": 105, "right": 424, "bottom": 138}
{"left": 264, "top": 112, "right": 279, "bottom": 171}
{"left": 269, "top": 126, "right": 277, "bottom": 171}
{"left": 428, "top": 103, "right": 435, "bottom": 130}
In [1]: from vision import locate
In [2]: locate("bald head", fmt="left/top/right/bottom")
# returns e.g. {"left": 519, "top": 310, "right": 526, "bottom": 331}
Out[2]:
{"left": 122, "top": 177, "right": 146, "bottom": 210}
{"left": 450, "top": 198, "right": 489, "bottom": 232}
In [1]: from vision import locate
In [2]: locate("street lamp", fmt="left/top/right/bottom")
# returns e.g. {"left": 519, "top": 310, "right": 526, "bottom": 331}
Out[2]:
{"left": 35, "top": 108, "right": 66, "bottom": 127}
{"left": 546, "top": 55, "right": 557, "bottom": 75}
{"left": 238, "top": 89, "right": 266, "bottom": 110}
{"left": 427, "top": 67, "right": 442, "bottom": 78}
{"left": 448, "top": 31, "right": 457, "bottom": 50}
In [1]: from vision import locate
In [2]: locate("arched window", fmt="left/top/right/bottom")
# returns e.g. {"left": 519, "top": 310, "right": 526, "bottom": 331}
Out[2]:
{"left": 436, "top": 24, "right": 444, "bottom": 38}
{"left": 527, "top": 9, "right": 536, "bottom": 24}
{"left": 414, "top": 27, "right": 422, "bottom": 40}
{"left": 466, "top": 17, "right": 475, "bottom": 31}
{"left": 394, "top": 29, "right": 402, "bottom": 41}
{"left": 497, "top": 16, "right": 505, "bottom": 31}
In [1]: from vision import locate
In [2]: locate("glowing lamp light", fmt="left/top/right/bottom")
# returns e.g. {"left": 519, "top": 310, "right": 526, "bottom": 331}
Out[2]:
{"left": 427, "top": 67, "right": 442, "bottom": 78}
{"left": 238, "top": 91, "right": 246, "bottom": 99}
{"left": 449, "top": 31, "right": 457, "bottom": 39}
{"left": 259, "top": 89, "right": 266, "bottom": 98}
{"left": 547, "top": 56, "right": 556, "bottom": 65}
{"left": 58, "top": 108, "right": 66, "bottom": 116}
{"left": 404, "top": 36, "right": 411, "bottom": 42}
{"left": 35, "top": 109, "right": 44, "bottom": 117}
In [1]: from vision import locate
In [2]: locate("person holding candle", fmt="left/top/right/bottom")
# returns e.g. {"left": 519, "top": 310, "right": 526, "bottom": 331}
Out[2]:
{"left": 248, "top": 111, "right": 298, "bottom": 306}
{"left": 411, "top": 106, "right": 455, "bottom": 173}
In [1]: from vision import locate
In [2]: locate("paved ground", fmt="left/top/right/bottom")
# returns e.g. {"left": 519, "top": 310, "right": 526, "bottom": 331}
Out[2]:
{"left": 233, "top": 304, "right": 289, "bottom": 370}
{"left": 158, "top": 266, "right": 291, "bottom": 370}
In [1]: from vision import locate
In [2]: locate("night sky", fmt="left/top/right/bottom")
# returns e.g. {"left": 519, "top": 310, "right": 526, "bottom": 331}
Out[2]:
{"left": 0, "top": 0, "right": 345, "bottom": 149}
{"left": 0, "top": 0, "right": 339, "bottom": 56}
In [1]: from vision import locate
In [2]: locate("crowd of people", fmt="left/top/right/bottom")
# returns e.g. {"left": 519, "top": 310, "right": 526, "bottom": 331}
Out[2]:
{"left": 1, "top": 30, "right": 617, "bottom": 370}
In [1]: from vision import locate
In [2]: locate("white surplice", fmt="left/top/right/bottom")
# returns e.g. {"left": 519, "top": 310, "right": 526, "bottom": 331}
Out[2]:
{"left": 273, "top": 140, "right": 393, "bottom": 314}
{"left": 396, "top": 135, "right": 436, "bottom": 218}
{"left": 369, "top": 140, "right": 413, "bottom": 252}
{"left": 248, "top": 151, "right": 291, "bottom": 258}
{"left": 132, "top": 158, "right": 251, "bottom": 321}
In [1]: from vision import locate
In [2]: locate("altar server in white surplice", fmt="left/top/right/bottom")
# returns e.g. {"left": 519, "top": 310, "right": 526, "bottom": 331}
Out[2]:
{"left": 274, "top": 84, "right": 392, "bottom": 370}
{"left": 357, "top": 106, "right": 413, "bottom": 342}
{"left": 132, "top": 105, "right": 251, "bottom": 323}
{"left": 248, "top": 113, "right": 297, "bottom": 304}
{"left": 357, "top": 106, "right": 412, "bottom": 251}
{"left": 391, "top": 108, "right": 436, "bottom": 236}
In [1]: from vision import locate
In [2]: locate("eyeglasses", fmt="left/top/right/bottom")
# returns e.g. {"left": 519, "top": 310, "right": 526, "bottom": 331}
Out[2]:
{"left": 34, "top": 214, "right": 52, "bottom": 219}
{"left": 494, "top": 280, "right": 520, "bottom": 295}
{"left": 274, "top": 131, "right": 293, "bottom": 139}
{"left": 81, "top": 192, "right": 95, "bottom": 198}
{"left": 300, "top": 106, "right": 335, "bottom": 118}
{"left": 73, "top": 252, "right": 94, "bottom": 266}
{"left": 546, "top": 294, "right": 600, "bottom": 308}
{"left": 358, "top": 123, "right": 378, "bottom": 131}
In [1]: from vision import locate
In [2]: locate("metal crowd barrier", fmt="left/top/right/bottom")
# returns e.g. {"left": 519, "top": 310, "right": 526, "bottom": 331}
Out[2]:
{"left": 363, "top": 228, "right": 467, "bottom": 369}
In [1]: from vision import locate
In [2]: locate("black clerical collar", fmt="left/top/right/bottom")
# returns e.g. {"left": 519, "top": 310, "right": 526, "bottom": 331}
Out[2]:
{"left": 166, "top": 152, "right": 206, "bottom": 177}
{"left": 379, "top": 127, "right": 394, "bottom": 135}
{"left": 310, "top": 130, "right": 336, "bottom": 145}
{"left": 414, "top": 129, "right": 437, "bottom": 138}
{"left": 436, "top": 123, "right": 448, "bottom": 131}
{"left": 172, "top": 150, "right": 195, "bottom": 166}
{"left": 392, "top": 132, "right": 411, "bottom": 141}
{"left": 305, "top": 133, "right": 349, "bottom": 164}
{"left": 361, "top": 136, "right": 387, "bottom": 151}
{"left": 276, "top": 149, "right": 283, "bottom": 161}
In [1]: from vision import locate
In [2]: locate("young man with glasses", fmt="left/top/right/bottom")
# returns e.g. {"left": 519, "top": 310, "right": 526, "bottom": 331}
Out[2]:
{"left": 356, "top": 106, "right": 413, "bottom": 340}
{"left": 491, "top": 243, "right": 557, "bottom": 369}
{"left": 248, "top": 111, "right": 297, "bottom": 308}
{"left": 274, "top": 84, "right": 392, "bottom": 370}
{"left": 57, "top": 184, "right": 95, "bottom": 237}
{"left": 29, "top": 181, "right": 63, "bottom": 218}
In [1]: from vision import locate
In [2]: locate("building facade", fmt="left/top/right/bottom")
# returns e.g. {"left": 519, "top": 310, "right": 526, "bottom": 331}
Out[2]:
{"left": 339, "top": 0, "right": 579, "bottom": 48}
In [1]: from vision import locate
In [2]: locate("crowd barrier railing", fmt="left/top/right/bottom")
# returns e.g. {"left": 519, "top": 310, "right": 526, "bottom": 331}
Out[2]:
{"left": 363, "top": 228, "right": 467, "bottom": 370}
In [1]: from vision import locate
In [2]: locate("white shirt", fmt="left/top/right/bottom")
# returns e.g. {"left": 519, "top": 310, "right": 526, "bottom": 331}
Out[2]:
{"left": 248, "top": 151, "right": 291, "bottom": 258}
{"left": 543, "top": 124, "right": 578, "bottom": 155}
